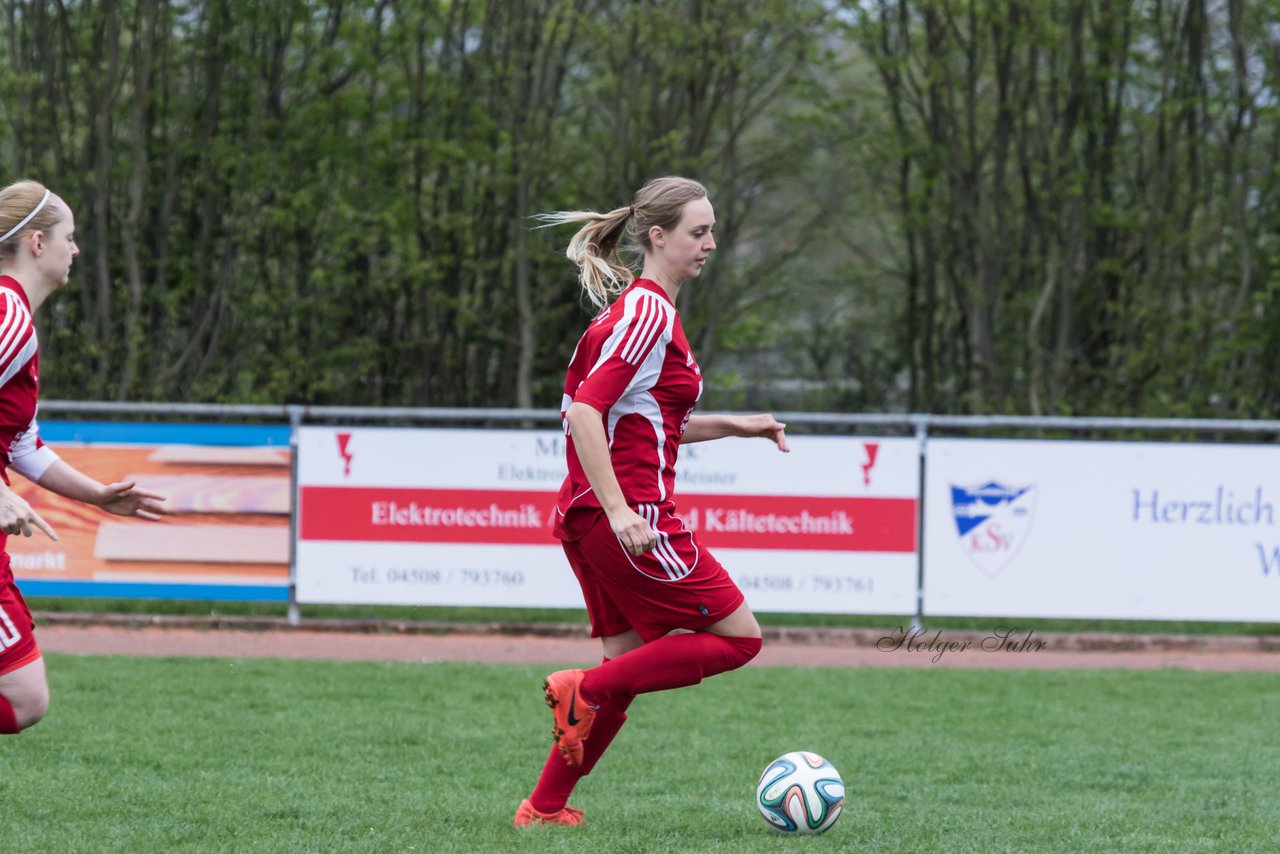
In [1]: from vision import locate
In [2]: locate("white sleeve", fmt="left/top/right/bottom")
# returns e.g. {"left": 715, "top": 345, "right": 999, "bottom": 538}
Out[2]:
{"left": 10, "top": 418, "right": 59, "bottom": 481}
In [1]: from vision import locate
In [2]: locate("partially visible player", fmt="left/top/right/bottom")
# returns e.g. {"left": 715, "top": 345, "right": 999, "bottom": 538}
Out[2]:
{"left": 0, "top": 180, "right": 166, "bottom": 734}
{"left": 514, "top": 176, "right": 789, "bottom": 827}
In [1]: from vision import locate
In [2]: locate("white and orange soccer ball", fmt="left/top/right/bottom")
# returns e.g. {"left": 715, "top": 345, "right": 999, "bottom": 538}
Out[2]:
{"left": 754, "top": 750, "right": 844, "bottom": 834}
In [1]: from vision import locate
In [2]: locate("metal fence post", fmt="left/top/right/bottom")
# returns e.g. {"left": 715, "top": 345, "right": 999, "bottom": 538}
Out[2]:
{"left": 911, "top": 416, "right": 929, "bottom": 634}
{"left": 286, "top": 405, "right": 303, "bottom": 626}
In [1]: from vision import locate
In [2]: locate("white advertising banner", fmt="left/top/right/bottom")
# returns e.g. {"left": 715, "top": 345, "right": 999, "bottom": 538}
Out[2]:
{"left": 923, "top": 437, "right": 1280, "bottom": 621}
{"left": 295, "top": 426, "right": 919, "bottom": 613}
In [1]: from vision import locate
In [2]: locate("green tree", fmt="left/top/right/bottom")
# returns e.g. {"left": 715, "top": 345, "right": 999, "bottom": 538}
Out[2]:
{"left": 854, "top": 0, "right": 1280, "bottom": 416}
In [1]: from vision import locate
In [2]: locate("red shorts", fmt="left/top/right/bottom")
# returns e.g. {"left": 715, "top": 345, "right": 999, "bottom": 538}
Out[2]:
{"left": 559, "top": 504, "right": 744, "bottom": 643}
{"left": 0, "top": 556, "right": 40, "bottom": 676}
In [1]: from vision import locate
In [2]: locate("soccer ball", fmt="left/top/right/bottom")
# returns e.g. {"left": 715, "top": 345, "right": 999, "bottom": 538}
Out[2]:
{"left": 755, "top": 751, "right": 844, "bottom": 834}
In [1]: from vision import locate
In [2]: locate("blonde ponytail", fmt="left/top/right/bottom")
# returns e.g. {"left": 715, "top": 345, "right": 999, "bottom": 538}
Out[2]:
{"left": 535, "top": 207, "right": 634, "bottom": 310}
{"left": 538, "top": 176, "right": 708, "bottom": 311}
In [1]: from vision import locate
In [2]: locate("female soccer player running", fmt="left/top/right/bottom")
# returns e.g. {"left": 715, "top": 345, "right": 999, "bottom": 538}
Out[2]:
{"left": 0, "top": 180, "right": 166, "bottom": 734}
{"left": 515, "top": 176, "right": 789, "bottom": 827}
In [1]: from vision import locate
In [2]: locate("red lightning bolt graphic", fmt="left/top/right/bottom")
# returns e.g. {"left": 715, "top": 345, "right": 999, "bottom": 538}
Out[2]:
{"left": 336, "top": 433, "right": 353, "bottom": 477}
{"left": 861, "top": 442, "right": 879, "bottom": 487}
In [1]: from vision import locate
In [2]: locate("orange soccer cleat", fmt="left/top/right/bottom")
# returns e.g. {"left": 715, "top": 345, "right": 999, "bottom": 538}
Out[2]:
{"left": 513, "top": 799, "right": 587, "bottom": 827}
{"left": 542, "top": 669, "right": 597, "bottom": 767}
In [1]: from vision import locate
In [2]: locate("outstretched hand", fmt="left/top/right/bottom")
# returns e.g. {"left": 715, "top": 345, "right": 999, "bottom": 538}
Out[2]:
{"left": 0, "top": 487, "right": 57, "bottom": 540}
{"left": 99, "top": 481, "right": 167, "bottom": 520}
{"left": 742, "top": 413, "right": 790, "bottom": 452}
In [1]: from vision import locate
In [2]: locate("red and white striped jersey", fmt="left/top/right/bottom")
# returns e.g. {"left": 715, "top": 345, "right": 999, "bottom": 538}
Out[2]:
{"left": 0, "top": 277, "right": 58, "bottom": 492}
{"left": 554, "top": 278, "right": 703, "bottom": 537}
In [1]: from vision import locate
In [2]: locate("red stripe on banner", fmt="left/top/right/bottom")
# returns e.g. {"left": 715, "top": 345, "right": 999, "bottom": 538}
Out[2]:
{"left": 679, "top": 494, "right": 916, "bottom": 553}
{"left": 299, "top": 487, "right": 554, "bottom": 544}
{"left": 298, "top": 487, "right": 917, "bottom": 552}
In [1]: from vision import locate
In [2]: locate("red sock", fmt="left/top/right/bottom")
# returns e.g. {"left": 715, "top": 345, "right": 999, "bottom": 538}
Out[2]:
{"left": 526, "top": 636, "right": 762, "bottom": 813}
{"left": 528, "top": 698, "right": 632, "bottom": 812}
{"left": 580, "top": 633, "right": 761, "bottom": 706}
{"left": 0, "top": 694, "right": 19, "bottom": 734}
{"left": 529, "top": 656, "right": 634, "bottom": 813}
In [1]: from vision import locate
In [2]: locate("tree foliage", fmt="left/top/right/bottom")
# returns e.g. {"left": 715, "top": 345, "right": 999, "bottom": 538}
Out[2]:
{"left": 1, "top": 0, "right": 1277, "bottom": 417}
{"left": 0, "top": 0, "right": 832, "bottom": 407}
{"left": 853, "top": 0, "right": 1280, "bottom": 416}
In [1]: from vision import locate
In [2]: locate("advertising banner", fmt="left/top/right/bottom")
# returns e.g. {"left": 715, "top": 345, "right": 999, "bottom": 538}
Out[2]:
{"left": 12, "top": 422, "right": 291, "bottom": 601}
{"left": 295, "top": 427, "right": 919, "bottom": 613}
{"left": 923, "top": 437, "right": 1280, "bottom": 621}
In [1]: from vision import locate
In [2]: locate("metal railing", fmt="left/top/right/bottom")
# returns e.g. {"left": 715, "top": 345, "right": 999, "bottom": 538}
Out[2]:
{"left": 41, "top": 400, "right": 1280, "bottom": 435}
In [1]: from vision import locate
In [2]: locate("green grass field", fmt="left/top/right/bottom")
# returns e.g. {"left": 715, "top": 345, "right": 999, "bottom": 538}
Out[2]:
{"left": 27, "top": 595, "right": 1280, "bottom": 637}
{"left": 3, "top": 655, "right": 1278, "bottom": 853}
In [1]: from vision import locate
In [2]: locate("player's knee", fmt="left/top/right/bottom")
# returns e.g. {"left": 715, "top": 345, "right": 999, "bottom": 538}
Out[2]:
{"left": 17, "top": 688, "right": 49, "bottom": 730}
{"left": 723, "top": 635, "right": 762, "bottom": 670}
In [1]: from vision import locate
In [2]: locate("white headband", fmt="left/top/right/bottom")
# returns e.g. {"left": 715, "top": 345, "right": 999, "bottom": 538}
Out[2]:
{"left": 0, "top": 189, "right": 52, "bottom": 245}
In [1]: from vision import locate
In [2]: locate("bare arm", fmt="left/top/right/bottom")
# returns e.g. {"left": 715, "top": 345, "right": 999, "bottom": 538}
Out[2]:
{"left": 0, "top": 459, "right": 168, "bottom": 542}
{"left": 682, "top": 413, "right": 790, "bottom": 452}
{"left": 35, "top": 459, "right": 167, "bottom": 521}
{"left": 564, "top": 401, "right": 658, "bottom": 556}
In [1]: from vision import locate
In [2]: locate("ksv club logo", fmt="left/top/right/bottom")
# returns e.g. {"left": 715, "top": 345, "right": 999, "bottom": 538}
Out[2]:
{"left": 950, "top": 481, "right": 1037, "bottom": 577}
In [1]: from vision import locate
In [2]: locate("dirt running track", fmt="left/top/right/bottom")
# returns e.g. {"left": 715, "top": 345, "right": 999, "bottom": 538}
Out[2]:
{"left": 30, "top": 615, "right": 1280, "bottom": 672}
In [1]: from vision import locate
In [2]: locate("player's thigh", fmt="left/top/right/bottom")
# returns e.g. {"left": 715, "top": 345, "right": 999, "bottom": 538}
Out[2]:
{"left": 581, "top": 509, "right": 747, "bottom": 641}
{"left": 601, "top": 629, "right": 644, "bottom": 659}
{"left": 703, "top": 600, "right": 761, "bottom": 639}
{"left": 0, "top": 656, "right": 49, "bottom": 721}
{"left": 0, "top": 581, "right": 46, "bottom": 717}
{"left": 563, "top": 538, "right": 634, "bottom": 640}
